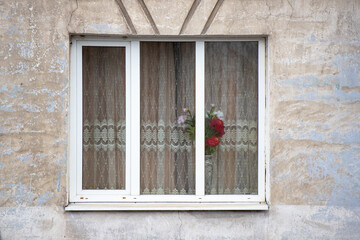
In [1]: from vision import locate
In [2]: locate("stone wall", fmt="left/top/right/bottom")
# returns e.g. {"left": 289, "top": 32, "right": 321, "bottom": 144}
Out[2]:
{"left": 0, "top": 0, "right": 359, "bottom": 239}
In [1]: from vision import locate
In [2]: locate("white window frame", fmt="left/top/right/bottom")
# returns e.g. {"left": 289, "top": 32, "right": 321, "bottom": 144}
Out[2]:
{"left": 67, "top": 36, "right": 268, "bottom": 211}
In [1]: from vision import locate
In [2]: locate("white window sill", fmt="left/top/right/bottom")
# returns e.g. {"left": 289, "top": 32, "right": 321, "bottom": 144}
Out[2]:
{"left": 65, "top": 202, "right": 269, "bottom": 211}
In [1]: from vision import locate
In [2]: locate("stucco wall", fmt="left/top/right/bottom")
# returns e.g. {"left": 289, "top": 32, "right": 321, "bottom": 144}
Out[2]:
{"left": 1, "top": 0, "right": 359, "bottom": 239}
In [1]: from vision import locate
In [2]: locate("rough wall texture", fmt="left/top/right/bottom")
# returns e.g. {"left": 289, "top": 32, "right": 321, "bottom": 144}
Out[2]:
{"left": 0, "top": 0, "right": 359, "bottom": 239}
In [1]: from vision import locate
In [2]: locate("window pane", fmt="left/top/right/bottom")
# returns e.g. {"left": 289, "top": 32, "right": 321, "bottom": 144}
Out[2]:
{"left": 140, "top": 42, "right": 195, "bottom": 195}
{"left": 82, "top": 46, "right": 126, "bottom": 190}
{"left": 205, "top": 42, "right": 258, "bottom": 195}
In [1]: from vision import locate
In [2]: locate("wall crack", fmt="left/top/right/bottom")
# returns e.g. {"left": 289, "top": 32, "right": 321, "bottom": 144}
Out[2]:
{"left": 67, "top": 0, "right": 79, "bottom": 33}
{"left": 177, "top": 211, "right": 183, "bottom": 240}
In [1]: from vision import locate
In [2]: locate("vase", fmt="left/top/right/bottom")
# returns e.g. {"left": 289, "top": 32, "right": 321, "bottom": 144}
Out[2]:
{"left": 205, "top": 155, "right": 215, "bottom": 194}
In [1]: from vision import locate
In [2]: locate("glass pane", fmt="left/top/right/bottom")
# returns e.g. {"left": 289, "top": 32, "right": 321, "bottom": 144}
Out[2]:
{"left": 205, "top": 42, "right": 258, "bottom": 195}
{"left": 140, "top": 42, "right": 195, "bottom": 195}
{"left": 82, "top": 46, "right": 126, "bottom": 190}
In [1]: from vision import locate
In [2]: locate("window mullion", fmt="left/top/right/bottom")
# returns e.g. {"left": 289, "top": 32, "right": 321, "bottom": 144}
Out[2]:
{"left": 125, "top": 43, "right": 131, "bottom": 194}
{"left": 76, "top": 41, "right": 83, "bottom": 197}
{"left": 195, "top": 41, "right": 205, "bottom": 196}
{"left": 258, "top": 39, "right": 266, "bottom": 201}
{"left": 130, "top": 41, "right": 140, "bottom": 196}
{"left": 69, "top": 39, "right": 78, "bottom": 202}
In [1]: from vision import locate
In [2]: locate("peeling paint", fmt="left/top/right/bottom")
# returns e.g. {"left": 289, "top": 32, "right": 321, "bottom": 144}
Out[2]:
{"left": 273, "top": 129, "right": 360, "bottom": 146}
{"left": 90, "top": 24, "right": 123, "bottom": 33}
{"left": 16, "top": 154, "right": 33, "bottom": 163}
{"left": 48, "top": 58, "right": 66, "bottom": 73}
{"left": 35, "top": 191, "right": 55, "bottom": 206}
{"left": 7, "top": 26, "right": 17, "bottom": 34}
{"left": 0, "top": 102, "right": 15, "bottom": 112}
{"left": 46, "top": 101, "right": 57, "bottom": 112}
{"left": 19, "top": 103, "right": 40, "bottom": 112}
{"left": 302, "top": 148, "right": 360, "bottom": 206}
{"left": 2, "top": 150, "right": 14, "bottom": 155}
{"left": 17, "top": 42, "right": 34, "bottom": 58}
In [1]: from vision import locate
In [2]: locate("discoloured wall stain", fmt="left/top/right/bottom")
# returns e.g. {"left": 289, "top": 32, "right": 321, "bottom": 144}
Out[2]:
{"left": 0, "top": 206, "right": 359, "bottom": 239}
{"left": 67, "top": 0, "right": 128, "bottom": 34}
{"left": 0, "top": 0, "right": 359, "bottom": 238}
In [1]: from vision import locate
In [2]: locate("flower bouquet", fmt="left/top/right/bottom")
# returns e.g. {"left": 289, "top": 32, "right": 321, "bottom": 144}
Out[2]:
{"left": 177, "top": 105, "right": 225, "bottom": 156}
{"left": 178, "top": 105, "right": 225, "bottom": 193}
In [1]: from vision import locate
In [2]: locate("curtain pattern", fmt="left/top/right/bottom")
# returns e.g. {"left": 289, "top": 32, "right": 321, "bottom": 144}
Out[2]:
{"left": 205, "top": 42, "right": 258, "bottom": 194}
{"left": 81, "top": 42, "right": 258, "bottom": 194}
{"left": 82, "top": 46, "right": 126, "bottom": 190}
{"left": 140, "top": 42, "right": 196, "bottom": 194}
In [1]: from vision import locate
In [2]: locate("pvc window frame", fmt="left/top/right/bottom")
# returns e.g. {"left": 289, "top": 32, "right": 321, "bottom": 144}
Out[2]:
{"left": 67, "top": 36, "right": 268, "bottom": 211}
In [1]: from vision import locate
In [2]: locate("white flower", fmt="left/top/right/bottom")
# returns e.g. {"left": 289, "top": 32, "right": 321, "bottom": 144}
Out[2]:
{"left": 214, "top": 111, "right": 224, "bottom": 120}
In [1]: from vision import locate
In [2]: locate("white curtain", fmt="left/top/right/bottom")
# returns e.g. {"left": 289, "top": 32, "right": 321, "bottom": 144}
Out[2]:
{"left": 82, "top": 46, "right": 126, "bottom": 190}
{"left": 81, "top": 42, "right": 258, "bottom": 195}
{"left": 140, "top": 42, "right": 196, "bottom": 194}
{"left": 205, "top": 42, "right": 258, "bottom": 194}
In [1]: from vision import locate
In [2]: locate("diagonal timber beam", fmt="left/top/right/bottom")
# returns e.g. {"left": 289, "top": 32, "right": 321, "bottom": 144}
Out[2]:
{"left": 115, "top": 0, "right": 137, "bottom": 34}
{"left": 179, "top": 0, "right": 202, "bottom": 35}
{"left": 201, "top": 0, "right": 224, "bottom": 35}
{"left": 137, "top": 0, "right": 160, "bottom": 35}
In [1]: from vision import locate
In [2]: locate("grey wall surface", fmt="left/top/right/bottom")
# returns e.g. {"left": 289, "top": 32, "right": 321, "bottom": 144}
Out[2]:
{"left": 0, "top": 0, "right": 359, "bottom": 239}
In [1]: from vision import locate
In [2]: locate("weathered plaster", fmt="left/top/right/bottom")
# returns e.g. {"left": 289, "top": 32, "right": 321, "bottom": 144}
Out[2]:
{"left": 0, "top": 0, "right": 359, "bottom": 238}
{"left": 0, "top": 206, "right": 359, "bottom": 239}
{"left": 182, "top": 0, "right": 218, "bottom": 35}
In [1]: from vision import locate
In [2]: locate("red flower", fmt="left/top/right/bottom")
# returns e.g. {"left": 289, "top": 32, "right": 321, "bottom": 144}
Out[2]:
{"left": 206, "top": 136, "right": 220, "bottom": 147}
{"left": 209, "top": 118, "right": 225, "bottom": 137}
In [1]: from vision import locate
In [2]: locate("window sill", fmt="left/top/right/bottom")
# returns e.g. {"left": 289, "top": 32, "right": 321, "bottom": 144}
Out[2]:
{"left": 65, "top": 202, "right": 269, "bottom": 211}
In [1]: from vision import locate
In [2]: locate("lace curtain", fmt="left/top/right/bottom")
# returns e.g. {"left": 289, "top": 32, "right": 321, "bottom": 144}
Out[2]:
{"left": 205, "top": 42, "right": 258, "bottom": 194}
{"left": 81, "top": 42, "right": 258, "bottom": 194}
{"left": 82, "top": 46, "right": 126, "bottom": 189}
{"left": 140, "top": 41, "right": 258, "bottom": 195}
{"left": 140, "top": 42, "right": 196, "bottom": 194}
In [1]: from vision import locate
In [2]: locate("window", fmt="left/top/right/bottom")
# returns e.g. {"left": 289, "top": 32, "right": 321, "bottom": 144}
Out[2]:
{"left": 68, "top": 37, "right": 267, "bottom": 210}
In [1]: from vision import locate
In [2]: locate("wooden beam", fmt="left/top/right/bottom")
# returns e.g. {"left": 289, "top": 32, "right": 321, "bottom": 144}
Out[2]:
{"left": 201, "top": 0, "right": 224, "bottom": 35}
{"left": 115, "top": 0, "right": 137, "bottom": 34}
{"left": 179, "top": 0, "right": 201, "bottom": 35}
{"left": 137, "top": 0, "right": 160, "bottom": 35}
